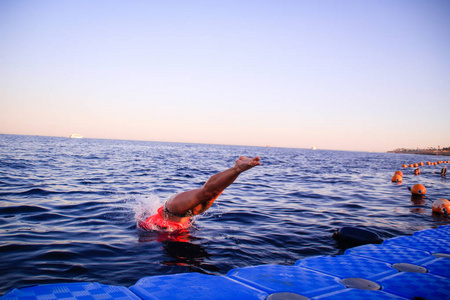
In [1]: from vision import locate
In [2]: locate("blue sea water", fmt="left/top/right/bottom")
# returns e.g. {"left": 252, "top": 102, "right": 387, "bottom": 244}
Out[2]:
{"left": 0, "top": 134, "right": 449, "bottom": 295}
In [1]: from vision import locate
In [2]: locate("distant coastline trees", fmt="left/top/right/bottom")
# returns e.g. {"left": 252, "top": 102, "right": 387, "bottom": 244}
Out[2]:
{"left": 388, "top": 146, "right": 450, "bottom": 156}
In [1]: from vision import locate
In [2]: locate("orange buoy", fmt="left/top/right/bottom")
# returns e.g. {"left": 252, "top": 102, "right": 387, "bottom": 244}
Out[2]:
{"left": 432, "top": 199, "right": 450, "bottom": 214}
{"left": 401, "top": 164, "right": 408, "bottom": 168}
{"left": 394, "top": 171, "right": 403, "bottom": 177}
{"left": 391, "top": 174, "right": 403, "bottom": 183}
{"left": 426, "top": 161, "right": 431, "bottom": 165}
{"left": 409, "top": 164, "right": 414, "bottom": 168}
{"left": 419, "top": 162, "right": 424, "bottom": 166}
{"left": 411, "top": 184, "right": 426, "bottom": 195}
{"left": 413, "top": 163, "right": 418, "bottom": 168}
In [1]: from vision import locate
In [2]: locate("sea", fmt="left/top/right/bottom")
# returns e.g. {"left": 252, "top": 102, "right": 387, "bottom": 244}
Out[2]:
{"left": 0, "top": 134, "right": 449, "bottom": 295}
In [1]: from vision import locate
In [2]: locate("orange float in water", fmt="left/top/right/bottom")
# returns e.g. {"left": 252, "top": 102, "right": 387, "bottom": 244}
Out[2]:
{"left": 411, "top": 184, "right": 426, "bottom": 195}
{"left": 426, "top": 161, "right": 431, "bottom": 165}
{"left": 419, "top": 162, "right": 424, "bottom": 166}
{"left": 432, "top": 199, "right": 450, "bottom": 214}
{"left": 394, "top": 171, "right": 403, "bottom": 177}
{"left": 409, "top": 164, "right": 414, "bottom": 168}
{"left": 413, "top": 163, "right": 418, "bottom": 168}
{"left": 391, "top": 174, "right": 403, "bottom": 183}
{"left": 401, "top": 164, "right": 408, "bottom": 168}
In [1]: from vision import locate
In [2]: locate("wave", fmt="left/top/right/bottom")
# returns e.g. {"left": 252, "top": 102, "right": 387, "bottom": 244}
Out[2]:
{"left": 0, "top": 205, "right": 48, "bottom": 215}
{"left": 1, "top": 135, "right": 449, "bottom": 296}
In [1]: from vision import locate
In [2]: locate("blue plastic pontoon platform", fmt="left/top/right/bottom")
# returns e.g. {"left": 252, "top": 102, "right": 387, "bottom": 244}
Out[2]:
{"left": 2, "top": 225, "right": 450, "bottom": 299}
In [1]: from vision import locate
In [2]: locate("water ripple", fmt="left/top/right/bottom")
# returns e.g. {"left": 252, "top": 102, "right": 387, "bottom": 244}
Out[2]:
{"left": 0, "top": 134, "right": 449, "bottom": 295}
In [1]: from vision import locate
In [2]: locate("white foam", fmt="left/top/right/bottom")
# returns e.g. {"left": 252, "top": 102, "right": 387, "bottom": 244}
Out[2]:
{"left": 132, "top": 194, "right": 164, "bottom": 222}
{"left": 131, "top": 194, "right": 204, "bottom": 232}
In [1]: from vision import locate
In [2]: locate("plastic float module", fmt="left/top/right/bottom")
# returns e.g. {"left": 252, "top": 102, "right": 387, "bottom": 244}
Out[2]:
{"left": 2, "top": 225, "right": 450, "bottom": 300}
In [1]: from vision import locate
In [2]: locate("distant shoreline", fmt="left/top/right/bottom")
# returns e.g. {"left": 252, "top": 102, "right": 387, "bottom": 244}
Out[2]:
{"left": 387, "top": 149, "right": 450, "bottom": 156}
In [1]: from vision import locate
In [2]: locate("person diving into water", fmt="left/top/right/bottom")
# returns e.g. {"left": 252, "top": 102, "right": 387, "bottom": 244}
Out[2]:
{"left": 138, "top": 156, "right": 261, "bottom": 231}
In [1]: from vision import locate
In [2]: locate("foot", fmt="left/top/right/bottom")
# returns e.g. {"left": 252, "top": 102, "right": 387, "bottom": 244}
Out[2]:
{"left": 234, "top": 156, "right": 261, "bottom": 173}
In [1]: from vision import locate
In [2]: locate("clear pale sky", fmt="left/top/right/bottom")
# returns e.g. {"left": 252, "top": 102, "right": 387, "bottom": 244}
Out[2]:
{"left": 1, "top": 0, "right": 449, "bottom": 152}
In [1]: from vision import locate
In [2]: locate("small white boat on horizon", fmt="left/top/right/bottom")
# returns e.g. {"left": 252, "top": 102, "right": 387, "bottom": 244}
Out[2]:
{"left": 311, "top": 146, "right": 317, "bottom": 150}
{"left": 69, "top": 134, "right": 83, "bottom": 139}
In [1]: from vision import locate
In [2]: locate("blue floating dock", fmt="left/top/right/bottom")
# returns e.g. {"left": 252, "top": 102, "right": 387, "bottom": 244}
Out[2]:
{"left": 2, "top": 225, "right": 450, "bottom": 300}
{"left": 130, "top": 273, "right": 267, "bottom": 300}
{"left": 1, "top": 282, "right": 140, "bottom": 300}
{"left": 227, "top": 264, "right": 344, "bottom": 297}
{"left": 294, "top": 254, "right": 397, "bottom": 280}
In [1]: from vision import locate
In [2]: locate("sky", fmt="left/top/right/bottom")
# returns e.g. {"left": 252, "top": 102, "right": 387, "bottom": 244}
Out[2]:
{"left": 1, "top": 0, "right": 449, "bottom": 152}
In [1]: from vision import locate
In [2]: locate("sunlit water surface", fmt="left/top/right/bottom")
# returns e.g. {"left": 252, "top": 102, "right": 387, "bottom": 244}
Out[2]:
{"left": 1, "top": 135, "right": 449, "bottom": 295}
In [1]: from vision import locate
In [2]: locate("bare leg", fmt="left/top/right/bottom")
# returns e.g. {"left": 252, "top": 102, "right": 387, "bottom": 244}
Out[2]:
{"left": 163, "top": 156, "right": 261, "bottom": 222}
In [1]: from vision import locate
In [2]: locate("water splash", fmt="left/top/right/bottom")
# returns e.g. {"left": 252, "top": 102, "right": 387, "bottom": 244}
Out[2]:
{"left": 132, "top": 194, "right": 164, "bottom": 222}
{"left": 131, "top": 194, "right": 202, "bottom": 233}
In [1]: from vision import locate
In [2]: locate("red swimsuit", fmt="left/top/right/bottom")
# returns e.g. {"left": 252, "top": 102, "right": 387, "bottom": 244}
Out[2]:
{"left": 138, "top": 206, "right": 191, "bottom": 231}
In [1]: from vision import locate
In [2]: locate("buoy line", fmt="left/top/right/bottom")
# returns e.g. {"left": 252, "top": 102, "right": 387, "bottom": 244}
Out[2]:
{"left": 392, "top": 160, "right": 449, "bottom": 218}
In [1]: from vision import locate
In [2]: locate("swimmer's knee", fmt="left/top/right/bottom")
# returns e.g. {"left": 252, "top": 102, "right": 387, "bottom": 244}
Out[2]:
{"left": 198, "top": 189, "right": 212, "bottom": 202}
{"left": 198, "top": 188, "right": 220, "bottom": 203}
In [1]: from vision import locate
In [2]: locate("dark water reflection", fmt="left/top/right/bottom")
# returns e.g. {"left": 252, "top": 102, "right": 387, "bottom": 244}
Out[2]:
{"left": 0, "top": 134, "right": 449, "bottom": 295}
